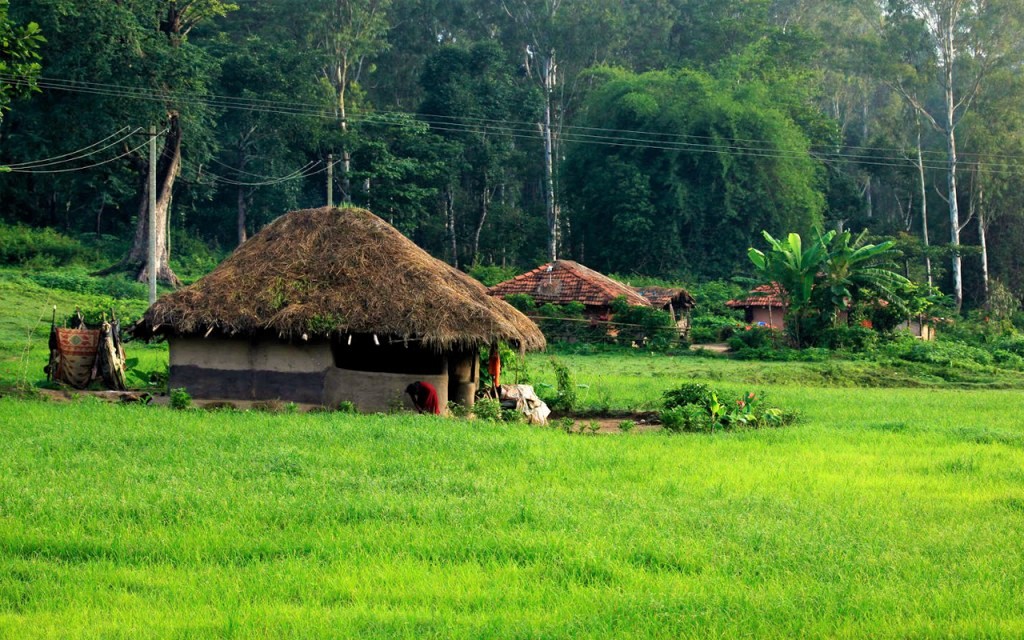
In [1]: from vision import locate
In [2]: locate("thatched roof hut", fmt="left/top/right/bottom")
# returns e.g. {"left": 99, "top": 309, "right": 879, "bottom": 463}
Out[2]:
{"left": 137, "top": 207, "right": 544, "bottom": 411}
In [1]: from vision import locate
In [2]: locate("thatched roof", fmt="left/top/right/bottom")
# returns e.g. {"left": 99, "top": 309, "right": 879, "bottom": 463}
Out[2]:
{"left": 136, "top": 207, "right": 545, "bottom": 351}
{"left": 488, "top": 260, "right": 651, "bottom": 308}
{"left": 634, "top": 286, "right": 695, "bottom": 311}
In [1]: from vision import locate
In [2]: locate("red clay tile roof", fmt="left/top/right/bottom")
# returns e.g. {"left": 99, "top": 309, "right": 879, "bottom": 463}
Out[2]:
{"left": 727, "top": 282, "right": 786, "bottom": 309}
{"left": 488, "top": 260, "right": 652, "bottom": 308}
{"left": 634, "top": 286, "right": 696, "bottom": 310}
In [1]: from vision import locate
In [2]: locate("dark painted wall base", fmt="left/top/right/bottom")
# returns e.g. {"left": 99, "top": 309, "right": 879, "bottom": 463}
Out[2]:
{"left": 170, "top": 365, "right": 326, "bottom": 404}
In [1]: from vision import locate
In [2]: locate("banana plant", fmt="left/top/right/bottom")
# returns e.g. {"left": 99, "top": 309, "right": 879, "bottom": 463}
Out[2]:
{"left": 748, "top": 229, "right": 835, "bottom": 347}
{"left": 819, "top": 230, "right": 912, "bottom": 326}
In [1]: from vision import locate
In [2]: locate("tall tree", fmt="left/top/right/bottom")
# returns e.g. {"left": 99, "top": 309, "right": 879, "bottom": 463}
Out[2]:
{"left": 872, "top": 0, "right": 1024, "bottom": 312}
{"left": 563, "top": 66, "right": 824, "bottom": 279}
{"left": 111, "top": 0, "right": 235, "bottom": 285}
{"left": 418, "top": 42, "right": 542, "bottom": 266}
{"left": 308, "top": 0, "right": 392, "bottom": 204}
{"left": 0, "top": 0, "right": 44, "bottom": 127}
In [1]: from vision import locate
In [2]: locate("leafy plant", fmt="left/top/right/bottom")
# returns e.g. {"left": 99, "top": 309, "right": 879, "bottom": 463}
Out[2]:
{"left": 662, "top": 383, "right": 713, "bottom": 411}
{"left": 473, "top": 398, "right": 502, "bottom": 422}
{"left": 447, "top": 401, "right": 470, "bottom": 418}
{"left": 170, "top": 387, "right": 192, "bottom": 410}
{"left": 549, "top": 357, "right": 578, "bottom": 412}
{"left": 618, "top": 419, "right": 636, "bottom": 433}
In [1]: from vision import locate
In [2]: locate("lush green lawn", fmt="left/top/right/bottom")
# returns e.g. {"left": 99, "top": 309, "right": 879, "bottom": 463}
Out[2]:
{"left": 0, "top": 270, "right": 165, "bottom": 387}
{"left": 1, "top": 388, "right": 1023, "bottom": 638}
{"left": 2, "top": 271, "right": 1024, "bottom": 637}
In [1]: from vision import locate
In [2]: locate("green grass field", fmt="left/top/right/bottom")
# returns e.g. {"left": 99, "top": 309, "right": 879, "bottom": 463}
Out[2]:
{"left": 2, "top": 272, "right": 1024, "bottom": 637}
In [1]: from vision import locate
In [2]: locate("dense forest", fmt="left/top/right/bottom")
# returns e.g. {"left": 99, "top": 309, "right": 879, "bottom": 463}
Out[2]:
{"left": 1, "top": 0, "right": 1023, "bottom": 312}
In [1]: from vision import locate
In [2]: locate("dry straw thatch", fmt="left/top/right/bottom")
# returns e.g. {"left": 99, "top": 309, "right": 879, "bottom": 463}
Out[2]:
{"left": 136, "top": 207, "right": 545, "bottom": 351}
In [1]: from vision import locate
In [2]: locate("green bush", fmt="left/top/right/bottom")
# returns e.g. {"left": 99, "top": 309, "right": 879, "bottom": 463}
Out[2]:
{"left": 468, "top": 264, "right": 521, "bottom": 287}
{"left": 0, "top": 224, "right": 82, "bottom": 266}
{"left": 897, "top": 340, "right": 994, "bottom": 368}
{"left": 660, "top": 404, "right": 714, "bottom": 433}
{"left": 28, "top": 269, "right": 148, "bottom": 300}
{"left": 170, "top": 233, "right": 226, "bottom": 280}
{"left": 727, "top": 327, "right": 781, "bottom": 351}
{"left": 549, "top": 357, "right": 578, "bottom": 412}
{"left": 818, "top": 325, "right": 879, "bottom": 351}
{"left": 661, "top": 383, "right": 797, "bottom": 433}
{"left": 503, "top": 293, "right": 535, "bottom": 314}
{"left": 170, "top": 388, "right": 192, "bottom": 410}
{"left": 473, "top": 398, "right": 502, "bottom": 422}
{"left": 689, "top": 314, "right": 744, "bottom": 343}
{"left": 609, "top": 296, "right": 678, "bottom": 350}
{"left": 662, "top": 382, "right": 713, "bottom": 411}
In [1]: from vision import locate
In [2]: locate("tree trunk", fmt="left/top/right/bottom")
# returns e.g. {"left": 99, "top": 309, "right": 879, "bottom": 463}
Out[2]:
{"left": 540, "top": 52, "right": 558, "bottom": 262}
{"left": 445, "top": 187, "right": 458, "bottom": 268}
{"left": 916, "top": 117, "right": 932, "bottom": 287}
{"left": 978, "top": 181, "right": 989, "bottom": 307}
{"left": 237, "top": 184, "right": 248, "bottom": 246}
{"left": 112, "top": 115, "right": 183, "bottom": 286}
{"left": 941, "top": 7, "right": 963, "bottom": 313}
{"left": 945, "top": 97, "right": 962, "bottom": 313}
{"left": 472, "top": 179, "right": 491, "bottom": 262}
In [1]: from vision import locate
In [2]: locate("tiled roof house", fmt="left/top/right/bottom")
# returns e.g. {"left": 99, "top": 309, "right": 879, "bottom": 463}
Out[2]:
{"left": 727, "top": 283, "right": 786, "bottom": 329}
{"left": 488, "top": 260, "right": 651, "bottom": 314}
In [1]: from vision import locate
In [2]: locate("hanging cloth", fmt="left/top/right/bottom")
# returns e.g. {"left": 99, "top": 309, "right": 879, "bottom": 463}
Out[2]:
{"left": 488, "top": 346, "right": 502, "bottom": 390}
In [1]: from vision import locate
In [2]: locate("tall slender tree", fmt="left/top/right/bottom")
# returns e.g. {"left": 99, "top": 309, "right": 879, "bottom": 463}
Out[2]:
{"left": 874, "top": 0, "right": 1024, "bottom": 311}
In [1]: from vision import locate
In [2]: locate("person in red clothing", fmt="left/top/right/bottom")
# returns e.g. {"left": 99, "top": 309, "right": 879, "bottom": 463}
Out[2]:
{"left": 405, "top": 381, "right": 441, "bottom": 414}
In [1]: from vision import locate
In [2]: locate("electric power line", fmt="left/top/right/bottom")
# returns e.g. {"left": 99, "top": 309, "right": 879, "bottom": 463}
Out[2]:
{"left": 3, "top": 72, "right": 1023, "bottom": 177}
{"left": 5, "top": 132, "right": 164, "bottom": 174}
{"left": 3, "top": 127, "right": 139, "bottom": 169}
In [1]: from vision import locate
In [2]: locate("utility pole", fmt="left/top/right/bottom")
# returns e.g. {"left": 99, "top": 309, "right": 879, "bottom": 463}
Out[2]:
{"left": 327, "top": 153, "right": 334, "bottom": 208}
{"left": 148, "top": 125, "right": 157, "bottom": 305}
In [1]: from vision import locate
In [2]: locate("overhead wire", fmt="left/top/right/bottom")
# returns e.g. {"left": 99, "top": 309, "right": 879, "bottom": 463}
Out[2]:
{"left": 3, "top": 72, "right": 1023, "bottom": 177}
{"left": 5, "top": 131, "right": 165, "bottom": 174}
{"left": 8, "top": 71, "right": 1020, "bottom": 163}
{"left": 2, "top": 127, "right": 139, "bottom": 169}
{"left": 191, "top": 160, "right": 327, "bottom": 187}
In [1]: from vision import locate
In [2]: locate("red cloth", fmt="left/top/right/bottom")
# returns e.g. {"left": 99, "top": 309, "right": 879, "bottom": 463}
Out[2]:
{"left": 407, "top": 381, "right": 441, "bottom": 414}
{"left": 488, "top": 348, "right": 501, "bottom": 389}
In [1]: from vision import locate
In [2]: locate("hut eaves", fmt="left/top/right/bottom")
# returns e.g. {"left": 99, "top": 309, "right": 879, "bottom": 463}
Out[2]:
{"left": 135, "top": 207, "right": 545, "bottom": 351}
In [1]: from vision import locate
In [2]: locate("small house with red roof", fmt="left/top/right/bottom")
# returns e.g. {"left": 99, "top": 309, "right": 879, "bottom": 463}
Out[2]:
{"left": 488, "top": 260, "right": 652, "bottom": 321}
{"left": 727, "top": 283, "right": 786, "bottom": 329}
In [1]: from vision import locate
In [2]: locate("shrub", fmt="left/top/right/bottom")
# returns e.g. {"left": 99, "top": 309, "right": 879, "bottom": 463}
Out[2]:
{"left": 447, "top": 401, "right": 470, "bottom": 418}
{"left": 661, "top": 384, "right": 797, "bottom": 433}
{"left": 0, "top": 223, "right": 82, "bottom": 266}
{"left": 503, "top": 293, "right": 535, "bottom": 314}
{"left": 468, "top": 264, "right": 520, "bottom": 287}
{"left": 818, "top": 325, "right": 878, "bottom": 351}
{"left": 170, "top": 387, "right": 192, "bottom": 410}
{"left": 549, "top": 357, "right": 578, "bottom": 412}
{"left": 609, "top": 296, "right": 679, "bottom": 350}
{"left": 662, "top": 382, "right": 713, "bottom": 411}
{"left": 336, "top": 400, "right": 358, "bottom": 413}
{"left": 618, "top": 419, "right": 636, "bottom": 433}
{"left": 473, "top": 398, "right": 502, "bottom": 422}
{"left": 727, "top": 327, "right": 781, "bottom": 351}
{"left": 660, "top": 404, "right": 714, "bottom": 433}
{"left": 689, "top": 314, "right": 744, "bottom": 343}
{"left": 501, "top": 408, "right": 524, "bottom": 424}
